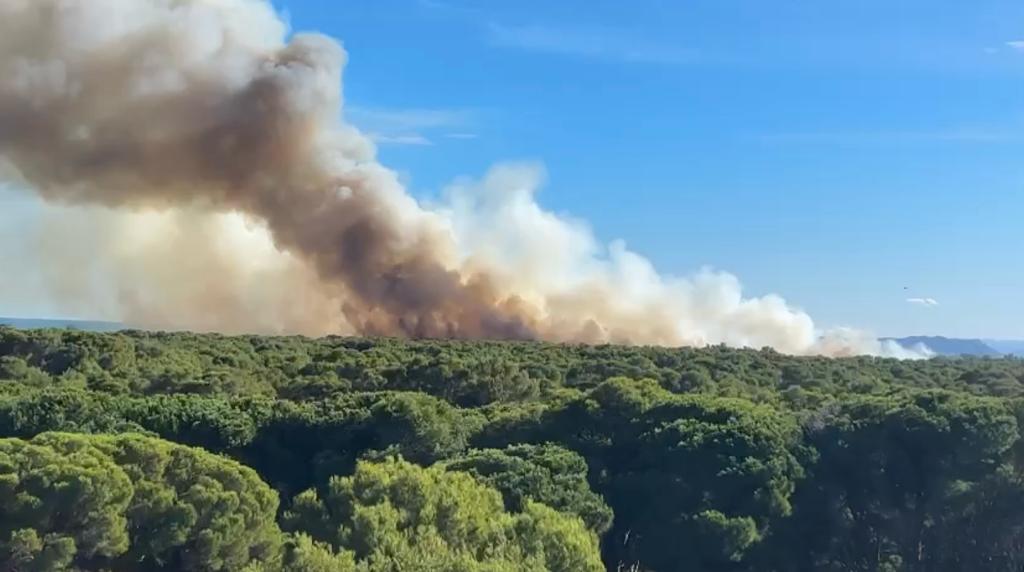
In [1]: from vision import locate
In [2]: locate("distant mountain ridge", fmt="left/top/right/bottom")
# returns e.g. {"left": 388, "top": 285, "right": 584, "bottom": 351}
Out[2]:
{"left": 886, "top": 336, "right": 1005, "bottom": 357}
{"left": 986, "top": 340, "right": 1024, "bottom": 356}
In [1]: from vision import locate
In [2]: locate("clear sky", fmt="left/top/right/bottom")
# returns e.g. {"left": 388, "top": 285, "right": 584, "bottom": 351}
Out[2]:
{"left": 1, "top": 0, "right": 1021, "bottom": 340}
{"left": 263, "top": 0, "right": 1022, "bottom": 339}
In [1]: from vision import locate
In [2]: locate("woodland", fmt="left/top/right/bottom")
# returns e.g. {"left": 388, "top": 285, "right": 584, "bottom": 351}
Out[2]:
{"left": 2, "top": 327, "right": 1024, "bottom": 571}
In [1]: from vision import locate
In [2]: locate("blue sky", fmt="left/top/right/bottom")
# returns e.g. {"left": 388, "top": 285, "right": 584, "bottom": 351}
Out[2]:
{"left": 265, "top": 0, "right": 1024, "bottom": 339}
{"left": 1, "top": 0, "right": 1020, "bottom": 340}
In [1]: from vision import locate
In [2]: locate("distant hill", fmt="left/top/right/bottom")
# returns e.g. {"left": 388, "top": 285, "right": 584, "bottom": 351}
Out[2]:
{"left": 886, "top": 336, "right": 1002, "bottom": 357}
{"left": 986, "top": 340, "right": 1024, "bottom": 356}
{"left": 0, "top": 317, "right": 124, "bottom": 332}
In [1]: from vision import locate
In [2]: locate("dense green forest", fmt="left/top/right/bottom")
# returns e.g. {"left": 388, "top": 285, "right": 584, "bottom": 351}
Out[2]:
{"left": 2, "top": 326, "right": 1024, "bottom": 571}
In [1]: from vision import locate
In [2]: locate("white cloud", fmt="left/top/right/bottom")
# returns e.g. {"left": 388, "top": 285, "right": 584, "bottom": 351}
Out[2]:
{"left": 486, "top": 23, "right": 694, "bottom": 65}
{"left": 906, "top": 297, "right": 939, "bottom": 307}
{"left": 346, "top": 107, "right": 473, "bottom": 132}
{"left": 1007, "top": 40, "right": 1024, "bottom": 51}
{"left": 368, "top": 133, "right": 433, "bottom": 146}
{"left": 445, "top": 132, "right": 479, "bottom": 140}
{"left": 346, "top": 107, "right": 476, "bottom": 146}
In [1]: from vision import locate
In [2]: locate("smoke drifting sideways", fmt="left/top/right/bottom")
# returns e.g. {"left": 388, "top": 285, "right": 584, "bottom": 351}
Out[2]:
{"left": 0, "top": 0, "right": 925, "bottom": 358}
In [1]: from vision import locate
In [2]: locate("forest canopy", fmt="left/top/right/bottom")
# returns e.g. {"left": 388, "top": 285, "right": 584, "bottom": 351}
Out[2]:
{"left": 2, "top": 326, "right": 1024, "bottom": 571}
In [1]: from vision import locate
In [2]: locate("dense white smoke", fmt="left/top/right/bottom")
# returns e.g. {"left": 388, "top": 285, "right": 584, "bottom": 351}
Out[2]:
{"left": 0, "top": 0, "right": 922, "bottom": 356}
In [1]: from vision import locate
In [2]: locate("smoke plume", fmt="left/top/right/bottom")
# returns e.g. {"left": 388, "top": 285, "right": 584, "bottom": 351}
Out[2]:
{"left": 0, "top": 0, "right": 917, "bottom": 356}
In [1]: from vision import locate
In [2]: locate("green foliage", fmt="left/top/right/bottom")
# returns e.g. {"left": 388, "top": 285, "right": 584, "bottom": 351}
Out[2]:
{"left": 759, "top": 391, "right": 1024, "bottom": 571}
{"left": 480, "top": 377, "right": 807, "bottom": 571}
{"left": 279, "top": 534, "right": 356, "bottom": 572}
{"left": 283, "top": 457, "right": 604, "bottom": 571}
{"left": 0, "top": 388, "right": 481, "bottom": 497}
{"left": 3, "top": 528, "right": 76, "bottom": 572}
{"left": 0, "top": 432, "right": 282, "bottom": 571}
{"left": 5, "top": 327, "right": 1024, "bottom": 405}
{"left": 5, "top": 328, "right": 1024, "bottom": 571}
{"left": 444, "top": 443, "right": 613, "bottom": 535}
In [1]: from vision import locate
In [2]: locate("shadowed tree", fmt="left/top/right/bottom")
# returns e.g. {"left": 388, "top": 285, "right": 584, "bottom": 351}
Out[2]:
{"left": 444, "top": 443, "right": 613, "bottom": 535}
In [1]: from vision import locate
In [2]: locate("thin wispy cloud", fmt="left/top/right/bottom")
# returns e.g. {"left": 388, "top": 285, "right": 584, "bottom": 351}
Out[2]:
{"left": 346, "top": 106, "right": 477, "bottom": 146}
{"left": 368, "top": 133, "right": 434, "bottom": 146}
{"left": 346, "top": 107, "right": 474, "bottom": 132}
{"left": 1007, "top": 40, "right": 1024, "bottom": 51}
{"left": 907, "top": 298, "right": 939, "bottom": 307}
{"left": 486, "top": 22, "right": 695, "bottom": 65}
{"left": 444, "top": 133, "right": 479, "bottom": 140}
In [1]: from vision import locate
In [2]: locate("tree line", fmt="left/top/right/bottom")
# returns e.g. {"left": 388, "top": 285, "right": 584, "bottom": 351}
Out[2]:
{"left": 2, "top": 326, "right": 1024, "bottom": 571}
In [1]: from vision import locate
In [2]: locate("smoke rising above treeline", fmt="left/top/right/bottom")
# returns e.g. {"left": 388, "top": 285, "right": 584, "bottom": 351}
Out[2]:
{"left": 0, "top": 0, "right": 920, "bottom": 357}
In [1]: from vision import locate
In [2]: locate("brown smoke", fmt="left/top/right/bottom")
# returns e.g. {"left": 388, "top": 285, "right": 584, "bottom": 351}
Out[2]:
{"left": 0, "top": 0, "right": 924, "bottom": 357}
{"left": 0, "top": 0, "right": 535, "bottom": 340}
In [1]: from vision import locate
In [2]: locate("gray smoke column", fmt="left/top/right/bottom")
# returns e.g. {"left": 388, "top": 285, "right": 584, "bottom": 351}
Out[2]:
{"left": 0, "top": 0, "right": 922, "bottom": 356}
{"left": 0, "top": 0, "right": 535, "bottom": 340}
